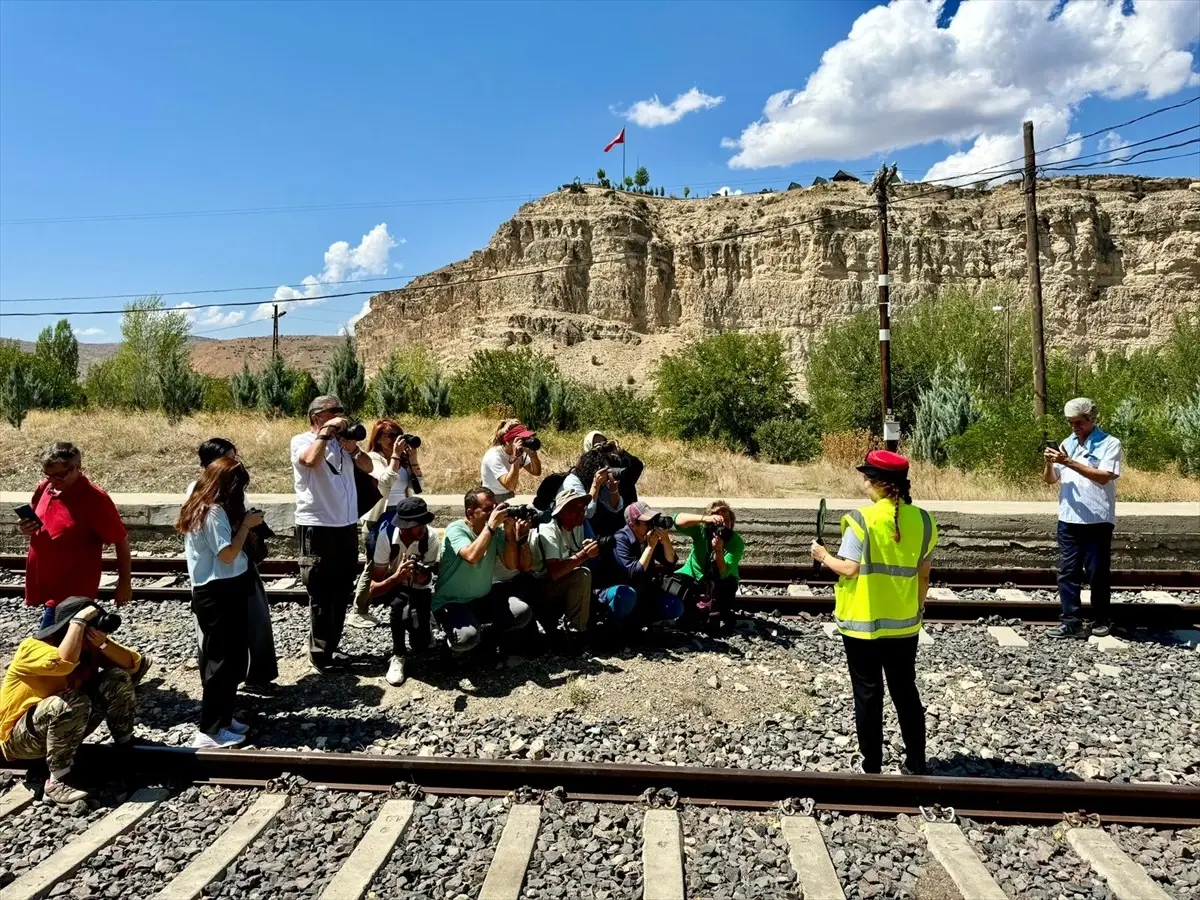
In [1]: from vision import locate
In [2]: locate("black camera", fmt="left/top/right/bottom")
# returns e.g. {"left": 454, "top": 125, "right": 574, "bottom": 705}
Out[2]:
{"left": 93, "top": 610, "right": 122, "bottom": 634}
{"left": 403, "top": 555, "right": 434, "bottom": 575}
{"left": 647, "top": 513, "right": 675, "bottom": 531}
{"left": 339, "top": 422, "right": 368, "bottom": 442}
{"left": 505, "top": 504, "right": 545, "bottom": 523}
{"left": 707, "top": 523, "right": 734, "bottom": 542}
{"left": 520, "top": 435, "right": 542, "bottom": 452}
{"left": 398, "top": 433, "right": 422, "bottom": 449}
{"left": 607, "top": 466, "right": 627, "bottom": 482}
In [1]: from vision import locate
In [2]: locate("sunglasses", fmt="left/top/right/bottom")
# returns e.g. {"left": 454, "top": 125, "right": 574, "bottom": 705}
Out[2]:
{"left": 42, "top": 465, "right": 78, "bottom": 480}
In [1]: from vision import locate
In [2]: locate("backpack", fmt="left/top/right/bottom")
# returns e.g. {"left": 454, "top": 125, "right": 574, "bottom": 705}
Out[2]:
{"left": 532, "top": 472, "right": 569, "bottom": 511}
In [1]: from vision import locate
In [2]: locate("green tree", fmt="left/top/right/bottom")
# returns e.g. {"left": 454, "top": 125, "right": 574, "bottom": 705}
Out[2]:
{"left": 32, "top": 319, "right": 81, "bottom": 408}
{"left": 634, "top": 166, "right": 650, "bottom": 189}
{"left": 89, "top": 296, "right": 193, "bottom": 410}
{"left": 451, "top": 347, "right": 558, "bottom": 415}
{"left": 516, "top": 370, "right": 553, "bottom": 431}
{"left": 596, "top": 168, "right": 610, "bottom": 188}
{"left": 320, "top": 334, "right": 366, "bottom": 414}
{"left": 683, "top": 186, "right": 690, "bottom": 198}
{"left": 623, "top": 176, "right": 634, "bottom": 188}
{"left": 754, "top": 416, "right": 822, "bottom": 464}
{"left": 201, "top": 376, "right": 235, "bottom": 412}
{"left": 416, "top": 372, "right": 452, "bottom": 418}
{"left": 159, "top": 349, "right": 204, "bottom": 425}
{"left": 654, "top": 332, "right": 793, "bottom": 452}
{"left": 258, "top": 353, "right": 295, "bottom": 417}
{"left": 911, "top": 358, "right": 978, "bottom": 465}
{"left": 548, "top": 378, "right": 580, "bottom": 431}
{"left": 230, "top": 361, "right": 259, "bottom": 409}
{"left": 3, "top": 359, "right": 37, "bottom": 429}
{"left": 1172, "top": 385, "right": 1200, "bottom": 475}
{"left": 370, "top": 353, "right": 412, "bottom": 417}
{"left": 290, "top": 369, "right": 320, "bottom": 417}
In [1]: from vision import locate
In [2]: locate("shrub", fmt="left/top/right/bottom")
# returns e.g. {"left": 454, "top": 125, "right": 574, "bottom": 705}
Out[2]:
{"left": 83, "top": 356, "right": 132, "bottom": 410}
{"left": 911, "top": 358, "right": 978, "bottom": 465}
{"left": 115, "top": 297, "right": 192, "bottom": 410}
{"left": 32, "top": 320, "right": 82, "bottom": 409}
{"left": 230, "top": 362, "right": 258, "bottom": 409}
{"left": 451, "top": 348, "right": 556, "bottom": 415}
{"left": 576, "top": 385, "right": 653, "bottom": 435}
{"left": 755, "top": 417, "right": 822, "bottom": 464}
{"left": 201, "top": 376, "right": 235, "bottom": 412}
{"left": 290, "top": 370, "right": 320, "bottom": 418}
{"left": 945, "top": 404, "right": 1052, "bottom": 478}
{"left": 1170, "top": 386, "right": 1200, "bottom": 476}
{"left": 416, "top": 372, "right": 452, "bottom": 418}
{"left": 3, "top": 359, "right": 36, "bottom": 429}
{"left": 370, "top": 353, "right": 412, "bottom": 417}
{"left": 1106, "top": 398, "right": 1180, "bottom": 472}
{"left": 654, "top": 332, "right": 792, "bottom": 452}
{"left": 320, "top": 334, "right": 366, "bottom": 414}
{"left": 158, "top": 349, "right": 204, "bottom": 425}
{"left": 548, "top": 378, "right": 580, "bottom": 432}
{"left": 515, "top": 370, "right": 553, "bottom": 431}
{"left": 821, "top": 429, "right": 874, "bottom": 466}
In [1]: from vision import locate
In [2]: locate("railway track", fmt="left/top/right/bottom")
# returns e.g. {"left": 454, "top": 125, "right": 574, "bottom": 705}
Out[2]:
{"left": 2, "top": 557, "right": 1196, "bottom": 627}
{"left": 0, "top": 747, "right": 1195, "bottom": 899}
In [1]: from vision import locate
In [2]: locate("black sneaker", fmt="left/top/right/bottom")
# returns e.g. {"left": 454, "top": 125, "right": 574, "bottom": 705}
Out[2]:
{"left": 1091, "top": 622, "right": 1111, "bottom": 638}
{"left": 900, "top": 761, "right": 928, "bottom": 776}
{"left": 1049, "top": 623, "right": 1087, "bottom": 639}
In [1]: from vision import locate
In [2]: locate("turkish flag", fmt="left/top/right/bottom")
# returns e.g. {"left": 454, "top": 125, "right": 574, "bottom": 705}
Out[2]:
{"left": 604, "top": 127, "right": 626, "bottom": 153}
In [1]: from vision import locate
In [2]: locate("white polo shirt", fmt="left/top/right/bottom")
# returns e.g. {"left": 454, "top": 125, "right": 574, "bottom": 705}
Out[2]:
{"left": 1053, "top": 428, "right": 1122, "bottom": 526}
{"left": 480, "top": 446, "right": 528, "bottom": 498}
{"left": 291, "top": 431, "right": 359, "bottom": 527}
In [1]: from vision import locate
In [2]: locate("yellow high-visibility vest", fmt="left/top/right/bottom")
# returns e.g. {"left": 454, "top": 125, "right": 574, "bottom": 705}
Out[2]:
{"left": 834, "top": 498, "right": 937, "bottom": 640}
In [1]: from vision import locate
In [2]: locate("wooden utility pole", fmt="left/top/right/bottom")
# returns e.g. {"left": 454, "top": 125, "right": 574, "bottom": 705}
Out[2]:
{"left": 871, "top": 162, "right": 900, "bottom": 451}
{"left": 1023, "top": 121, "right": 1048, "bottom": 418}
{"left": 271, "top": 304, "right": 287, "bottom": 359}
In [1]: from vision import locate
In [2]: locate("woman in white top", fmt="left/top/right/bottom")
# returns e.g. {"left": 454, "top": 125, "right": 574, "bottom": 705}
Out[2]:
{"left": 348, "top": 419, "right": 425, "bottom": 628}
{"left": 480, "top": 419, "right": 542, "bottom": 502}
{"left": 176, "top": 456, "right": 263, "bottom": 750}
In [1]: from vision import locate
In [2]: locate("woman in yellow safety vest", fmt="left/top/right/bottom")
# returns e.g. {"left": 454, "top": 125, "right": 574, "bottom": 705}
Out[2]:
{"left": 811, "top": 450, "right": 937, "bottom": 775}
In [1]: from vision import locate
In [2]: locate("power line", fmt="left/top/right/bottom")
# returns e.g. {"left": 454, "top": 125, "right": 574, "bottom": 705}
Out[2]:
{"left": 0, "top": 273, "right": 420, "bottom": 304}
{"left": 1040, "top": 142, "right": 1200, "bottom": 171}
{"left": 1036, "top": 124, "right": 1199, "bottom": 168}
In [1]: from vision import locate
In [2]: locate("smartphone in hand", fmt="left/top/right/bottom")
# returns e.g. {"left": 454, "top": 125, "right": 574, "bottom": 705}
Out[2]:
{"left": 14, "top": 504, "right": 42, "bottom": 528}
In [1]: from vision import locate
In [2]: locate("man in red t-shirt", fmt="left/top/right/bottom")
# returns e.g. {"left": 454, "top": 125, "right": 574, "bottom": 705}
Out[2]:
{"left": 19, "top": 443, "right": 132, "bottom": 629}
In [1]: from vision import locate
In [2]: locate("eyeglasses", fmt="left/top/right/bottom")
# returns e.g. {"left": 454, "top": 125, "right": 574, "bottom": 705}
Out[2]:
{"left": 42, "top": 464, "right": 78, "bottom": 480}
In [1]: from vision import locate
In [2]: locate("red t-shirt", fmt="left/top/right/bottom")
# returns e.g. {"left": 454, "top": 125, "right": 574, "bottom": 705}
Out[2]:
{"left": 24, "top": 476, "right": 127, "bottom": 608}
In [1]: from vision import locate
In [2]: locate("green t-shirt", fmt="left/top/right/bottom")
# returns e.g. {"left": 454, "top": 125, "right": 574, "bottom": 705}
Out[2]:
{"left": 674, "top": 518, "right": 745, "bottom": 581}
{"left": 433, "top": 519, "right": 505, "bottom": 610}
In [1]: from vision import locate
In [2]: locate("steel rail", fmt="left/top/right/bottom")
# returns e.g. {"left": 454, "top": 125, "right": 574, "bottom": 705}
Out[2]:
{"left": 22, "top": 745, "right": 1198, "bottom": 828}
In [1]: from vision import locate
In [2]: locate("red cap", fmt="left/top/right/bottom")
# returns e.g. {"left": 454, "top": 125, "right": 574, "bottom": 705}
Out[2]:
{"left": 857, "top": 449, "right": 909, "bottom": 479}
{"left": 502, "top": 424, "right": 536, "bottom": 443}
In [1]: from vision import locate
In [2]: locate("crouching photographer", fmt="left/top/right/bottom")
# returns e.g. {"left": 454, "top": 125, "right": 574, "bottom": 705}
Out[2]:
{"left": 671, "top": 501, "right": 744, "bottom": 633}
{"left": 592, "top": 502, "right": 682, "bottom": 629}
{"left": 369, "top": 497, "right": 442, "bottom": 686}
{"left": 0, "top": 598, "right": 150, "bottom": 805}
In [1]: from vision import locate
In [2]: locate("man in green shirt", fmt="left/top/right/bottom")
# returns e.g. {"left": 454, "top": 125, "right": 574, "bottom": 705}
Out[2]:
{"left": 433, "top": 487, "right": 534, "bottom": 654}
{"left": 673, "top": 501, "right": 744, "bottom": 633}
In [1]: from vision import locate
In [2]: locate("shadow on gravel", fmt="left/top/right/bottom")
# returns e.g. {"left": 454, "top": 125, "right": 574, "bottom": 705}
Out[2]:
{"left": 927, "top": 751, "right": 1083, "bottom": 781}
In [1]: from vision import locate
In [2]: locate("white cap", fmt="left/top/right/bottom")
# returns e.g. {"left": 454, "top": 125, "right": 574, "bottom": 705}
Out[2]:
{"left": 1064, "top": 397, "right": 1098, "bottom": 418}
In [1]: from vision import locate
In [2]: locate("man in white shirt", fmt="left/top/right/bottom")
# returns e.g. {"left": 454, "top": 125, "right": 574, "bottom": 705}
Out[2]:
{"left": 368, "top": 497, "right": 442, "bottom": 686}
{"left": 292, "top": 395, "right": 374, "bottom": 672}
{"left": 531, "top": 488, "right": 597, "bottom": 651}
{"left": 1043, "top": 397, "right": 1123, "bottom": 639}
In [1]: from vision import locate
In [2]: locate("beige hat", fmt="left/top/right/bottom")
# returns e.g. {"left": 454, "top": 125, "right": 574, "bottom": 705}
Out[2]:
{"left": 551, "top": 488, "right": 589, "bottom": 517}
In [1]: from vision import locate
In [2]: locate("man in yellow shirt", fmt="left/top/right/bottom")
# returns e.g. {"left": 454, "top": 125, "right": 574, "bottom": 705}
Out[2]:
{"left": 0, "top": 597, "right": 150, "bottom": 805}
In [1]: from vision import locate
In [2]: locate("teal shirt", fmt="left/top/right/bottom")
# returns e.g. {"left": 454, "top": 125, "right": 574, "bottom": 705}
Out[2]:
{"left": 433, "top": 519, "right": 505, "bottom": 610}
{"left": 674, "top": 518, "right": 745, "bottom": 581}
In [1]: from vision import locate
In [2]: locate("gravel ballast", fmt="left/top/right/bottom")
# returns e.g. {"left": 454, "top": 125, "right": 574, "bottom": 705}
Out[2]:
{"left": 522, "top": 802, "right": 643, "bottom": 900}
{"left": 681, "top": 807, "right": 796, "bottom": 899}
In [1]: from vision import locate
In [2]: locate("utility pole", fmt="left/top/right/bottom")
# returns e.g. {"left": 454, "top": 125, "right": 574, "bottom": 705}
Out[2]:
{"left": 871, "top": 162, "right": 900, "bottom": 451}
{"left": 271, "top": 304, "right": 287, "bottom": 359}
{"left": 1023, "top": 120, "right": 1048, "bottom": 418}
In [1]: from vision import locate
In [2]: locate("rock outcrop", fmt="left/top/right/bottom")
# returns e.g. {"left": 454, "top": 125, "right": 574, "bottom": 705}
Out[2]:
{"left": 356, "top": 177, "right": 1200, "bottom": 391}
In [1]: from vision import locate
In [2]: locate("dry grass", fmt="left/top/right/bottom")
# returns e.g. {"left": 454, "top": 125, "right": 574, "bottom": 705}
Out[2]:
{"left": 1, "top": 410, "right": 1196, "bottom": 502}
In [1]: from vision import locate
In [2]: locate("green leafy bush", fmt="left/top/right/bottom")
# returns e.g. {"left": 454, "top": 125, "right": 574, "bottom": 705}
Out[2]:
{"left": 201, "top": 376, "right": 235, "bottom": 412}
{"left": 416, "top": 372, "right": 452, "bottom": 418}
{"left": 32, "top": 320, "right": 83, "bottom": 409}
{"left": 369, "top": 353, "right": 412, "bottom": 417}
{"left": 754, "top": 417, "right": 822, "bottom": 464}
{"left": 159, "top": 350, "right": 204, "bottom": 425}
{"left": 654, "top": 332, "right": 792, "bottom": 452}
{"left": 230, "top": 362, "right": 258, "bottom": 410}
{"left": 945, "top": 404, "right": 1052, "bottom": 478}
{"left": 451, "top": 348, "right": 557, "bottom": 415}
{"left": 290, "top": 370, "right": 320, "bottom": 418}
{"left": 258, "top": 354, "right": 295, "bottom": 417}
{"left": 548, "top": 378, "right": 580, "bottom": 432}
{"left": 3, "top": 359, "right": 36, "bottom": 429}
{"left": 515, "top": 370, "right": 553, "bottom": 430}
{"left": 576, "top": 385, "right": 653, "bottom": 435}
{"left": 1171, "top": 387, "right": 1200, "bottom": 476}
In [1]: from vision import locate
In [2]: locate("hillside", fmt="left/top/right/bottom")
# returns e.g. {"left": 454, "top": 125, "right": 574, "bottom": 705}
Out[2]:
{"left": 355, "top": 176, "right": 1200, "bottom": 391}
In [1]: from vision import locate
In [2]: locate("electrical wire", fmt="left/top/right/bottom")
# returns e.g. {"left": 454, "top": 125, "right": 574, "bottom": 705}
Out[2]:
{"left": 1040, "top": 143, "right": 1200, "bottom": 171}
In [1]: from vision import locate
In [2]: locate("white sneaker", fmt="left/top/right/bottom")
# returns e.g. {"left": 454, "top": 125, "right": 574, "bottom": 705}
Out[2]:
{"left": 227, "top": 719, "right": 250, "bottom": 735}
{"left": 386, "top": 655, "right": 407, "bottom": 686}
{"left": 191, "top": 729, "right": 246, "bottom": 749}
{"left": 347, "top": 611, "right": 379, "bottom": 629}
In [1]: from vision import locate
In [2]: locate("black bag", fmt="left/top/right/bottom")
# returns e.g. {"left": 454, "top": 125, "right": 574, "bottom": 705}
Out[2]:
{"left": 532, "top": 472, "right": 569, "bottom": 511}
{"left": 353, "top": 464, "right": 382, "bottom": 518}
{"left": 245, "top": 522, "right": 273, "bottom": 565}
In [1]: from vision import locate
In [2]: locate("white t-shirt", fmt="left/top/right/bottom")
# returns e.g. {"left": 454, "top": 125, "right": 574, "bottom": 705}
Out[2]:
{"left": 372, "top": 524, "right": 442, "bottom": 570}
{"left": 291, "top": 431, "right": 359, "bottom": 528}
{"left": 1054, "top": 428, "right": 1122, "bottom": 526}
{"left": 481, "top": 446, "right": 525, "bottom": 497}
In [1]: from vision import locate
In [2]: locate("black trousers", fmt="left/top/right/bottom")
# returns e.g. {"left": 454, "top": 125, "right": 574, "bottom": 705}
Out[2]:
{"left": 387, "top": 586, "right": 432, "bottom": 658}
{"left": 298, "top": 524, "right": 361, "bottom": 666}
{"left": 675, "top": 572, "right": 739, "bottom": 628}
{"left": 192, "top": 572, "right": 251, "bottom": 734}
{"left": 842, "top": 634, "right": 925, "bottom": 773}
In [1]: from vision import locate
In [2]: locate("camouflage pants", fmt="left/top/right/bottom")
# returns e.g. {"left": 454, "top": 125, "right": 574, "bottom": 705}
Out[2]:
{"left": 0, "top": 668, "right": 135, "bottom": 772}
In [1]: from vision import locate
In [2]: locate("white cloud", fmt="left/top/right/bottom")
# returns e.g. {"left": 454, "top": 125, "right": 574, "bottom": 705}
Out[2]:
{"left": 1099, "top": 130, "right": 1132, "bottom": 161}
{"left": 623, "top": 88, "right": 724, "bottom": 127}
{"left": 723, "top": 0, "right": 1199, "bottom": 182}
{"left": 255, "top": 223, "right": 402, "bottom": 321}
{"left": 173, "top": 301, "right": 246, "bottom": 330}
{"left": 73, "top": 327, "right": 104, "bottom": 337}
{"left": 346, "top": 297, "right": 374, "bottom": 335}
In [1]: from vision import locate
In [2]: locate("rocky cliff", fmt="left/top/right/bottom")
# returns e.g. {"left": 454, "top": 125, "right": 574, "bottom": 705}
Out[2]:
{"left": 355, "top": 176, "right": 1200, "bottom": 392}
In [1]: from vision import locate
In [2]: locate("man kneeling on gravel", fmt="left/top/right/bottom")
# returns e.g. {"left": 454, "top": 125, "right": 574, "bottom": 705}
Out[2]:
{"left": 0, "top": 598, "right": 151, "bottom": 805}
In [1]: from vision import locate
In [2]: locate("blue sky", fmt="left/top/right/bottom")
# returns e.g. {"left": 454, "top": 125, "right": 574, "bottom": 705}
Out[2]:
{"left": 1, "top": 0, "right": 1197, "bottom": 344}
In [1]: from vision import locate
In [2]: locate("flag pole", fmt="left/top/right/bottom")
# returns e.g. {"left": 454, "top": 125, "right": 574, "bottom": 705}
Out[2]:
{"left": 622, "top": 139, "right": 626, "bottom": 183}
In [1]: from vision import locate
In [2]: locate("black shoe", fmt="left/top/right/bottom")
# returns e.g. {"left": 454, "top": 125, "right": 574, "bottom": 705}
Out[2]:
{"left": 900, "top": 761, "right": 928, "bottom": 776}
{"left": 1049, "top": 623, "right": 1087, "bottom": 640}
{"left": 1090, "top": 622, "right": 1111, "bottom": 638}
{"left": 242, "top": 681, "right": 278, "bottom": 697}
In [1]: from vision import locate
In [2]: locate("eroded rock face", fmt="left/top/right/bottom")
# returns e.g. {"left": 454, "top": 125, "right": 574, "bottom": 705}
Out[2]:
{"left": 356, "top": 177, "right": 1200, "bottom": 391}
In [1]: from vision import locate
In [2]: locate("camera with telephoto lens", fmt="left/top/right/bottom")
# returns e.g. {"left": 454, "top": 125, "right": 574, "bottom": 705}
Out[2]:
{"left": 706, "top": 523, "right": 734, "bottom": 542}
{"left": 338, "top": 422, "right": 368, "bottom": 442}
{"left": 607, "top": 466, "right": 627, "bottom": 482}
{"left": 647, "top": 513, "right": 675, "bottom": 532}
{"left": 397, "top": 433, "right": 422, "bottom": 449}
{"left": 519, "top": 435, "right": 542, "bottom": 452}
{"left": 505, "top": 504, "right": 544, "bottom": 523}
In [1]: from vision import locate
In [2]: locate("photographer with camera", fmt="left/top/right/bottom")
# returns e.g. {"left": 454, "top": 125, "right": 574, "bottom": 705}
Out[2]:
{"left": 1, "top": 597, "right": 150, "bottom": 805}
{"left": 292, "top": 395, "right": 375, "bottom": 674}
{"left": 531, "top": 489, "right": 596, "bottom": 650}
{"left": 369, "top": 497, "right": 442, "bottom": 685}
{"left": 562, "top": 447, "right": 625, "bottom": 537}
{"left": 349, "top": 420, "right": 426, "bottom": 630}
{"left": 481, "top": 420, "right": 543, "bottom": 502}
{"left": 584, "top": 432, "right": 645, "bottom": 508}
{"left": 432, "top": 488, "right": 534, "bottom": 656}
{"left": 595, "top": 502, "right": 683, "bottom": 627}
{"left": 177, "top": 456, "right": 263, "bottom": 749}
{"left": 671, "top": 501, "right": 744, "bottom": 633}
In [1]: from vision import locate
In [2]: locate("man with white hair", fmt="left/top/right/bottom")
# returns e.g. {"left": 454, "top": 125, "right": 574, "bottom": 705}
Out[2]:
{"left": 1043, "top": 397, "right": 1123, "bottom": 639}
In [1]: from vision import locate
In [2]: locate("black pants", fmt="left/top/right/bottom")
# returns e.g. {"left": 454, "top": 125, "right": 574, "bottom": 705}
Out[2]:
{"left": 675, "top": 572, "right": 739, "bottom": 628}
{"left": 388, "top": 586, "right": 432, "bottom": 658}
{"left": 1057, "top": 521, "right": 1114, "bottom": 627}
{"left": 298, "top": 524, "right": 360, "bottom": 666}
{"left": 192, "top": 572, "right": 251, "bottom": 734}
{"left": 842, "top": 634, "right": 925, "bottom": 774}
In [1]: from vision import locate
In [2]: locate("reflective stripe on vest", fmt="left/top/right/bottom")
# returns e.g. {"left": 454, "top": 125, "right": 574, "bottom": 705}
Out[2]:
{"left": 834, "top": 500, "right": 933, "bottom": 640}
